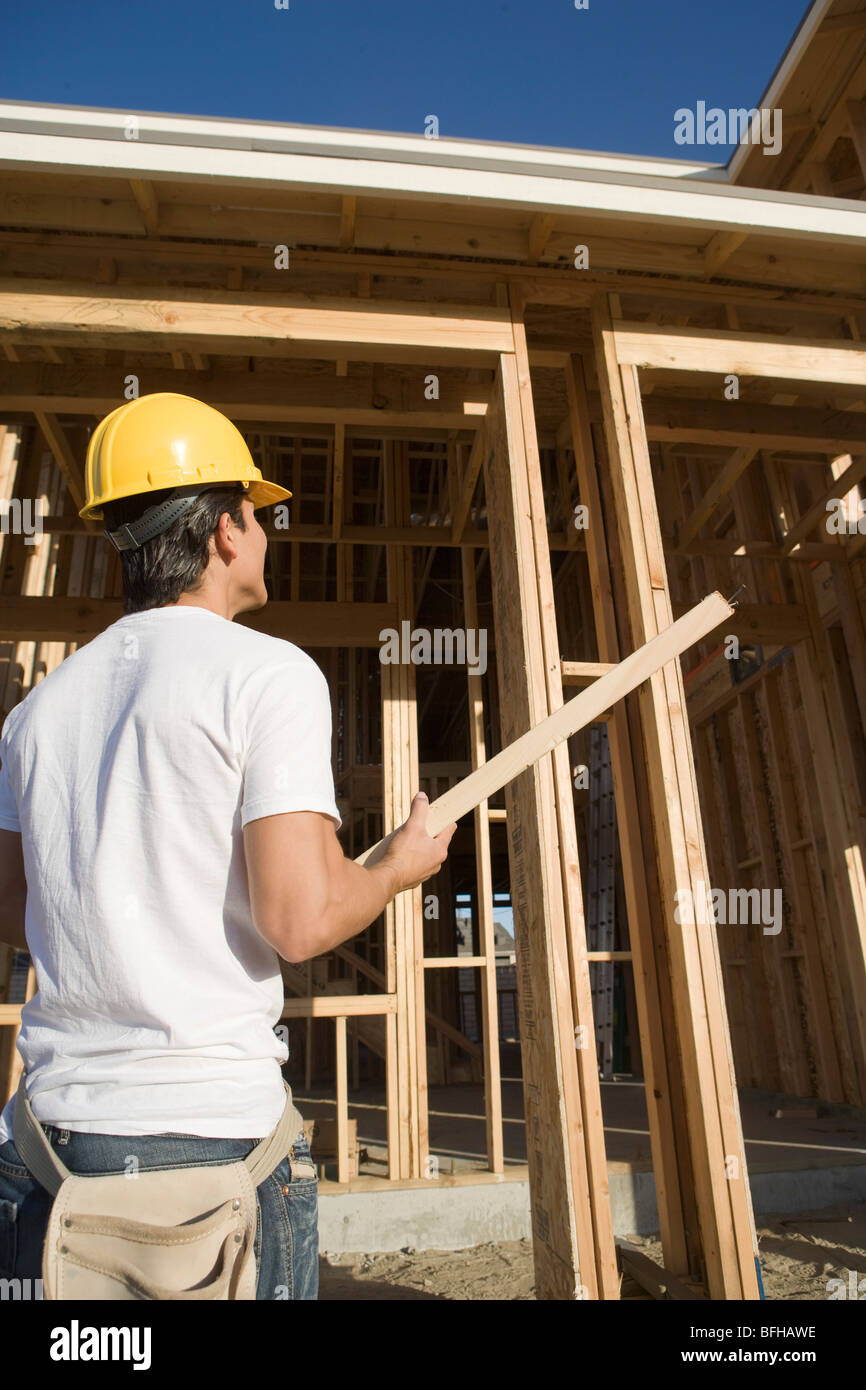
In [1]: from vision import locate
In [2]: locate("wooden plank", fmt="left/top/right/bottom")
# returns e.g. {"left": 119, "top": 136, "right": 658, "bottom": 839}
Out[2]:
{"left": 0, "top": 596, "right": 397, "bottom": 646}
{"left": 640, "top": 396, "right": 866, "bottom": 454}
{"left": 335, "top": 1015, "right": 349, "bottom": 1184}
{"left": 767, "top": 461, "right": 866, "bottom": 1097}
{"left": 0, "top": 361, "right": 490, "bottom": 427}
{"left": 474, "top": 353, "right": 590, "bottom": 1300}
{"left": 128, "top": 179, "right": 159, "bottom": 235}
{"left": 510, "top": 288, "right": 618, "bottom": 1299}
{"left": 677, "top": 448, "right": 759, "bottom": 550}
{"left": 565, "top": 351, "right": 693, "bottom": 1280}
{"left": 692, "top": 602, "right": 810, "bottom": 647}
{"left": 614, "top": 322, "right": 866, "bottom": 386}
{"left": 384, "top": 443, "right": 427, "bottom": 1180}
{"left": 703, "top": 232, "right": 747, "bottom": 277}
{"left": 595, "top": 293, "right": 761, "bottom": 1300}
{"left": 332, "top": 422, "right": 345, "bottom": 541}
{"left": 451, "top": 425, "right": 486, "bottom": 542}
{"left": 561, "top": 661, "right": 616, "bottom": 686}
{"left": 616, "top": 1241, "right": 702, "bottom": 1301}
{"left": 33, "top": 411, "right": 86, "bottom": 510}
{"left": 280, "top": 995, "right": 396, "bottom": 1018}
{"left": 461, "top": 547, "right": 505, "bottom": 1175}
{"left": 0, "top": 281, "right": 515, "bottom": 364}
{"left": 782, "top": 453, "right": 866, "bottom": 553}
{"left": 356, "top": 591, "right": 732, "bottom": 856}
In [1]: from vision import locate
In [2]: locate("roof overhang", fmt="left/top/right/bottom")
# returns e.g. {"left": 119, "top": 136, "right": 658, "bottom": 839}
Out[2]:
{"left": 1, "top": 97, "right": 866, "bottom": 249}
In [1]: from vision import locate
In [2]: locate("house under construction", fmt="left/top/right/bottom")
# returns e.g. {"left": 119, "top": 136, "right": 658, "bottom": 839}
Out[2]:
{"left": 1, "top": 0, "right": 866, "bottom": 1302}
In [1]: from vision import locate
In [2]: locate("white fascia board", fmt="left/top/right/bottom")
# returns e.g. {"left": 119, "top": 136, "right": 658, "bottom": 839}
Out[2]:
{"left": 1, "top": 103, "right": 865, "bottom": 248}
{"left": 0, "top": 100, "right": 724, "bottom": 183}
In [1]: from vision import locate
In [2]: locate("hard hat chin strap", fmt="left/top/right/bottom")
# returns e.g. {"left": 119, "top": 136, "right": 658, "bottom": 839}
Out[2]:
{"left": 105, "top": 485, "right": 207, "bottom": 553}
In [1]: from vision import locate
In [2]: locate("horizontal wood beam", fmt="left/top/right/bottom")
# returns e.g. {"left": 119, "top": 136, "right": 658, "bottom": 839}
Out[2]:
{"left": 0, "top": 280, "right": 515, "bottom": 365}
{"left": 0, "top": 363, "right": 491, "bottom": 427}
{"left": 614, "top": 322, "right": 866, "bottom": 387}
{"left": 27, "top": 516, "right": 579, "bottom": 552}
{"left": 561, "top": 661, "right": 616, "bottom": 687}
{"left": 675, "top": 601, "right": 810, "bottom": 647}
{"left": 640, "top": 396, "right": 866, "bottom": 454}
{"left": 557, "top": 393, "right": 866, "bottom": 456}
{"left": 0, "top": 597, "right": 397, "bottom": 646}
{"left": 280, "top": 994, "right": 397, "bottom": 1018}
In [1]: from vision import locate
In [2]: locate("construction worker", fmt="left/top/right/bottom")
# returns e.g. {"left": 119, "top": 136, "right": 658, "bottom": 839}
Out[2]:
{"left": 0, "top": 393, "right": 456, "bottom": 1300}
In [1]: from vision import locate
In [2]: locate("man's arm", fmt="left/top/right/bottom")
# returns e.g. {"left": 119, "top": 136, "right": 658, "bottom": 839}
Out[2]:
{"left": 244, "top": 792, "right": 456, "bottom": 963}
{"left": 0, "top": 829, "right": 27, "bottom": 951}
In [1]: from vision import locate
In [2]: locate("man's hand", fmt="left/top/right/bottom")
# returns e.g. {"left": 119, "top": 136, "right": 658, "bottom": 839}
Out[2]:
{"left": 380, "top": 792, "right": 457, "bottom": 892}
{"left": 245, "top": 793, "right": 457, "bottom": 963}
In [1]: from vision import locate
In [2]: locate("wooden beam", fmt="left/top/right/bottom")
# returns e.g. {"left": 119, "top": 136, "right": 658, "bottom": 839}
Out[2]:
{"left": 594, "top": 292, "right": 761, "bottom": 1300}
{"left": 782, "top": 453, "right": 866, "bottom": 553}
{"left": 678, "top": 602, "right": 809, "bottom": 648}
{"left": 0, "top": 281, "right": 515, "bottom": 364}
{"left": 511, "top": 284, "right": 619, "bottom": 1300}
{"left": 461, "top": 548, "right": 505, "bottom": 1175}
{"left": 450, "top": 423, "right": 486, "bottom": 542}
{"left": 561, "top": 660, "right": 616, "bottom": 686}
{"left": 33, "top": 411, "right": 85, "bottom": 510}
{"left": 383, "top": 443, "right": 427, "bottom": 1180}
{"left": 0, "top": 597, "right": 396, "bottom": 647}
{"left": 474, "top": 353, "right": 594, "bottom": 1300}
{"left": 820, "top": 11, "right": 866, "bottom": 32}
{"left": 0, "top": 362, "right": 491, "bottom": 430}
{"left": 128, "top": 179, "right": 159, "bottom": 236}
{"left": 640, "top": 396, "right": 866, "bottom": 455}
{"left": 339, "top": 195, "right": 357, "bottom": 251}
{"left": 614, "top": 322, "right": 866, "bottom": 387}
{"left": 677, "top": 448, "right": 759, "bottom": 549}
{"left": 847, "top": 100, "right": 866, "bottom": 187}
{"left": 616, "top": 1241, "right": 701, "bottom": 1300}
{"left": 528, "top": 214, "right": 557, "bottom": 265}
{"left": 280, "top": 994, "right": 396, "bottom": 1018}
{"left": 703, "top": 231, "right": 747, "bottom": 277}
{"left": 360, "top": 599, "right": 739, "bottom": 856}
{"left": 332, "top": 422, "right": 345, "bottom": 541}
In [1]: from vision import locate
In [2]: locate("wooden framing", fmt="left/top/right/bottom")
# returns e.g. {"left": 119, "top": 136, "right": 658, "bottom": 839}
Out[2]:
{"left": 2, "top": 58, "right": 866, "bottom": 1300}
{"left": 593, "top": 293, "right": 761, "bottom": 1298}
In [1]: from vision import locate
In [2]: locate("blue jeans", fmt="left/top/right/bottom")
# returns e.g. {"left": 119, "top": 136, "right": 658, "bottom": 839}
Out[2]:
{"left": 0, "top": 1121, "right": 318, "bottom": 1301}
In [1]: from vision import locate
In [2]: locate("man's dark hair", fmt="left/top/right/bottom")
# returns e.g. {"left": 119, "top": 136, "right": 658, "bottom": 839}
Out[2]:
{"left": 102, "top": 484, "right": 248, "bottom": 614}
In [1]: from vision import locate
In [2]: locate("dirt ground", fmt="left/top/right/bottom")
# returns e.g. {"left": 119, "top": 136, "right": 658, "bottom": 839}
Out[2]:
{"left": 318, "top": 1202, "right": 866, "bottom": 1300}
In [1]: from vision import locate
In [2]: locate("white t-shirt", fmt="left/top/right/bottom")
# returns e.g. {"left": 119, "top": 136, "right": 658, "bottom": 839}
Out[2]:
{"left": 0, "top": 605, "right": 341, "bottom": 1140}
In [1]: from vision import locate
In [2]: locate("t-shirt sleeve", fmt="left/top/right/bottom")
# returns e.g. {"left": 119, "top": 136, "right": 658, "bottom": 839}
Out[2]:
{"left": 0, "top": 719, "right": 21, "bottom": 833}
{"left": 241, "top": 656, "right": 342, "bottom": 830}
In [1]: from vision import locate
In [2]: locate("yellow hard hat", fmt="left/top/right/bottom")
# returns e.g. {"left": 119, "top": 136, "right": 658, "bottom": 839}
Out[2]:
{"left": 80, "top": 393, "right": 291, "bottom": 548}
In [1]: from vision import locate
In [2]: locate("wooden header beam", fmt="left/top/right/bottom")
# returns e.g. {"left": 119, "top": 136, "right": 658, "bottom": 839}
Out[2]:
{"left": 0, "top": 281, "right": 515, "bottom": 365}
{"left": 0, "top": 597, "right": 397, "bottom": 647}
{"left": 613, "top": 322, "right": 866, "bottom": 387}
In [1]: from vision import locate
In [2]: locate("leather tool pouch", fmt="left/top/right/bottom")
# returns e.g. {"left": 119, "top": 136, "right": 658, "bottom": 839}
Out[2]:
{"left": 14, "top": 1075, "right": 297, "bottom": 1300}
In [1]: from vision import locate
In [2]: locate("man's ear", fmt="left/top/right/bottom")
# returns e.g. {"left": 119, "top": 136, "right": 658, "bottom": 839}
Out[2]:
{"left": 212, "top": 509, "right": 241, "bottom": 560}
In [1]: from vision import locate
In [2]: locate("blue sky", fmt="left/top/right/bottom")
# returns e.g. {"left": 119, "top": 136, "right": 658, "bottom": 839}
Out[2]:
{"left": 1, "top": 0, "right": 810, "bottom": 160}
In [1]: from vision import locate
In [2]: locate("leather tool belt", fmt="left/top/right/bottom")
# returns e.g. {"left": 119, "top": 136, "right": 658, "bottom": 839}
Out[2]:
{"left": 13, "top": 1074, "right": 303, "bottom": 1300}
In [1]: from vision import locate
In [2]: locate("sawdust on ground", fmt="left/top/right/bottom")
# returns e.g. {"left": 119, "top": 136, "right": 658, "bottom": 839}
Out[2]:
{"left": 318, "top": 1202, "right": 866, "bottom": 1300}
